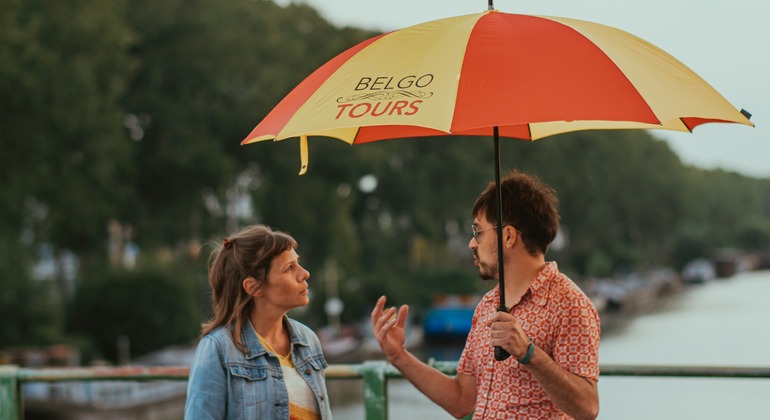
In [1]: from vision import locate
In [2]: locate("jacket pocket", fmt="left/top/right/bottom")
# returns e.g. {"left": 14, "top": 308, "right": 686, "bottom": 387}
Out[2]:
{"left": 307, "top": 355, "right": 328, "bottom": 371}
{"left": 229, "top": 364, "right": 269, "bottom": 405}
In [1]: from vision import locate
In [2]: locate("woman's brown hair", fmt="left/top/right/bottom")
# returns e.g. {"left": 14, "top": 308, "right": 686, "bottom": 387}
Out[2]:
{"left": 201, "top": 225, "right": 297, "bottom": 353}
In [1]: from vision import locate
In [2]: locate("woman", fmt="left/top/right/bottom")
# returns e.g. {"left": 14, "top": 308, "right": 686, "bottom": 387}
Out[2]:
{"left": 185, "top": 225, "right": 332, "bottom": 419}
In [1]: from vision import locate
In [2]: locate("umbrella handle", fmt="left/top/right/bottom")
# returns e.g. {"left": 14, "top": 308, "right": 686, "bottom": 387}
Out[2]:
{"left": 494, "top": 346, "right": 511, "bottom": 361}
{"left": 494, "top": 306, "right": 511, "bottom": 361}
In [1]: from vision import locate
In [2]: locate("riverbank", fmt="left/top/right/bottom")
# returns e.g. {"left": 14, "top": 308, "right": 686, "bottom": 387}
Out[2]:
{"left": 323, "top": 265, "right": 689, "bottom": 363}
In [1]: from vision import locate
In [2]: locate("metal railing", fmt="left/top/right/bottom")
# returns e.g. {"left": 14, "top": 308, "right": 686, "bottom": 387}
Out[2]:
{"left": 2, "top": 362, "right": 770, "bottom": 420}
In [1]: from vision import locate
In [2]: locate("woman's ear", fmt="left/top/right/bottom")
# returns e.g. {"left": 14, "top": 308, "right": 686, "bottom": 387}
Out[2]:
{"left": 242, "top": 277, "right": 260, "bottom": 297}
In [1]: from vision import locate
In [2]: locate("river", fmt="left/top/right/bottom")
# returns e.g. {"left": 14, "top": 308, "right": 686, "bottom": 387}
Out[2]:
{"left": 330, "top": 270, "right": 770, "bottom": 419}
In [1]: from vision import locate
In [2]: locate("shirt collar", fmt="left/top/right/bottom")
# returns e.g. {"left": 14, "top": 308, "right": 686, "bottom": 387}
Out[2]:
{"left": 495, "top": 261, "right": 556, "bottom": 308}
{"left": 530, "top": 261, "right": 557, "bottom": 306}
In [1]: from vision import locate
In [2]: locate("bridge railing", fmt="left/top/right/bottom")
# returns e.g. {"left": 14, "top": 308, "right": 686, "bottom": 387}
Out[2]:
{"left": 3, "top": 363, "right": 770, "bottom": 420}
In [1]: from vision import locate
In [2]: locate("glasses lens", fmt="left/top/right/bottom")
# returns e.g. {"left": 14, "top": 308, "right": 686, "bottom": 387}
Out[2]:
{"left": 471, "top": 224, "right": 497, "bottom": 240}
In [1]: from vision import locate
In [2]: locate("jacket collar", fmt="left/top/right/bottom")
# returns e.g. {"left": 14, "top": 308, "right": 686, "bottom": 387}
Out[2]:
{"left": 241, "top": 316, "right": 310, "bottom": 359}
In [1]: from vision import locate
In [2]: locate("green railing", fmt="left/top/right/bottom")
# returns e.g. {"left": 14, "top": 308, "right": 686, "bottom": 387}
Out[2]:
{"left": 3, "top": 362, "right": 770, "bottom": 420}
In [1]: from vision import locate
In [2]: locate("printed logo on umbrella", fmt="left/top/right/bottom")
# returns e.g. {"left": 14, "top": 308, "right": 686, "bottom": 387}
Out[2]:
{"left": 335, "top": 74, "right": 435, "bottom": 120}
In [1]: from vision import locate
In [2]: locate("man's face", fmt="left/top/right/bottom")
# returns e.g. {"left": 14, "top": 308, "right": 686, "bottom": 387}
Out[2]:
{"left": 469, "top": 216, "right": 498, "bottom": 281}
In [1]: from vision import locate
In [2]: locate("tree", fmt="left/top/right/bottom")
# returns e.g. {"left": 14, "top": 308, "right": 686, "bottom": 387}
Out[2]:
{"left": 501, "top": 130, "right": 687, "bottom": 274}
{"left": 67, "top": 266, "right": 200, "bottom": 363}
{"left": 121, "top": 0, "right": 376, "bottom": 246}
{"left": 0, "top": 0, "right": 135, "bottom": 260}
{"left": 0, "top": 0, "right": 134, "bottom": 346}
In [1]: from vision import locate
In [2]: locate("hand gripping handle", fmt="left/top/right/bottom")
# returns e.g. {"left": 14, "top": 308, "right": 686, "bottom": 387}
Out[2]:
{"left": 494, "top": 306, "right": 511, "bottom": 361}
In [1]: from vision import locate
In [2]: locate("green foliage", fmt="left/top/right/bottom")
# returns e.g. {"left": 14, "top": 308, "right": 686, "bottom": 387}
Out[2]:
{"left": 0, "top": 239, "right": 61, "bottom": 346}
{"left": 502, "top": 130, "right": 689, "bottom": 275}
{"left": 121, "top": 0, "right": 376, "bottom": 246}
{"left": 670, "top": 224, "right": 712, "bottom": 270}
{"left": 735, "top": 217, "right": 770, "bottom": 251}
{"left": 0, "top": 0, "right": 135, "bottom": 254}
{"left": 67, "top": 266, "right": 200, "bottom": 363}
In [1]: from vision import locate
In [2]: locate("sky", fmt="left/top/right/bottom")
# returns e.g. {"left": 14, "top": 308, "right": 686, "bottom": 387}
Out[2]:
{"left": 275, "top": 0, "right": 768, "bottom": 178}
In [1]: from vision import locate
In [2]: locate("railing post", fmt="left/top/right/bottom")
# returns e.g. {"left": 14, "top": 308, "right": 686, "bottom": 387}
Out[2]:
{"left": 0, "top": 365, "right": 21, "bottom": 420}
{"left": 362, "top": 360, "right": 388, "bottom": 420}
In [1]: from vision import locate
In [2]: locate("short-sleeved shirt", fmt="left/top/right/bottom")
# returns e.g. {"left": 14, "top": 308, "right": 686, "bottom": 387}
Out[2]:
{"left": 457, "top": 261, "right": 600, "bottom": 419}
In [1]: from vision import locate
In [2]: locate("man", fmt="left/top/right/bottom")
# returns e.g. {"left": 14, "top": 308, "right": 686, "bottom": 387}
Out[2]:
{"left": 371, "top": 170, "right": 600, "bottom": 419}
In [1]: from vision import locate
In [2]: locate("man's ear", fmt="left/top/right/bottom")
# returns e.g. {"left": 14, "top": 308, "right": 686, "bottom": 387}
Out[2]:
{"left": 504, "top": 225, "right": 518, "bottom": 249}
{"left": 243, "top": 277, "right": 260, "bottom": 297}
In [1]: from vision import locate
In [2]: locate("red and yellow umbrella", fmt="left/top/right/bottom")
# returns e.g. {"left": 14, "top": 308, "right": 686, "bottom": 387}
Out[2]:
{"left": 243, "top": 10, "right": 753, "bottom": 174}
{"left": 241, "top": 7, "right": 752, "bottom": 360}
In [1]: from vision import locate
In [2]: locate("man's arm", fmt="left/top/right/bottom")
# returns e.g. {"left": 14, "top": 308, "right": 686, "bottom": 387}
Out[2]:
{"left": 372, "top": 296, "right": 477, "bottom": 419}
{"left": 520, "top": 345, "right": 599, "bottom": 420}
{"left": 487, "top": 312, "right": 599, "bottom": 420}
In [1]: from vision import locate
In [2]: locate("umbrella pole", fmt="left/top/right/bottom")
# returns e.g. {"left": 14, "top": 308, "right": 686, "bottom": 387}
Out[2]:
{"left": 493, "top": 126, "right": 511, "bottom": 361}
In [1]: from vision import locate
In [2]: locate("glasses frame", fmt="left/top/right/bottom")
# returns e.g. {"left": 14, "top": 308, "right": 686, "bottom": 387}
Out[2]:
{"left": 471, "top": 224, "right": 498, "bottom": 241}
{"left": 471, "top": 223, "right": 519, "bottom": 241}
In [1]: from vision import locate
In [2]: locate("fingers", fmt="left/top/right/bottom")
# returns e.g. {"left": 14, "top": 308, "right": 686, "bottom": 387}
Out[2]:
{"left": 377, "top": 308, "right": 397, "bottom": 333}
{"left": 371, "top": 296, "right": 396, "bottom": 331}
{"left": 381, "top": 307, "right": 397, "bottom": 328}
{"left": 396, "top": 305, "right": 409, "bottom": 329}
{"left": 371, "top": 295, "right": 386, "bottom": 319}
{"left": 485, "top": 310, "right": 514, "bottom": 327}
{"left": 371, "top": 296, "right": 409, "bottom": 338}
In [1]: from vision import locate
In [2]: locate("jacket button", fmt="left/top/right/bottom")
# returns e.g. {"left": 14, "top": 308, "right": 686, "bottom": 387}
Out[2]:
{"left": 305, "top": 368, "right": 311, "bottom": 375}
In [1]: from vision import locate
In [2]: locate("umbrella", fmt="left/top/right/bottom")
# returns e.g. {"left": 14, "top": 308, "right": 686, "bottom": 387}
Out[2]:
{"left": 242, "top": 4, "right": 753, "bottom": 359}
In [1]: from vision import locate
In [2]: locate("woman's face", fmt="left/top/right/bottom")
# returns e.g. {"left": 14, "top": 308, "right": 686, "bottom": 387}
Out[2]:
{"left": 258, "top": 248, "right": 311, "bottom": 312}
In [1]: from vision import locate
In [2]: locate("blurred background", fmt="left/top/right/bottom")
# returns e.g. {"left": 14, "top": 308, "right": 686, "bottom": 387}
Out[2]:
{"left": 2, "top": 0, "right": 769, "bottom": 418}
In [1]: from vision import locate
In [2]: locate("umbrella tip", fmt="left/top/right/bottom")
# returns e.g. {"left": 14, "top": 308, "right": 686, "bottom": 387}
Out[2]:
{"left": 488, "top": 0, "right": 494, "bottom": 11}
{"left": 741, "top": 109, "right": 752, "bottom": 120}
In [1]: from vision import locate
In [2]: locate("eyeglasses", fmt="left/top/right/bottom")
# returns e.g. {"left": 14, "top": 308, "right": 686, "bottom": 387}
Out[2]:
{"left": 471, "top": 224, "right": 498, "bottom": 241}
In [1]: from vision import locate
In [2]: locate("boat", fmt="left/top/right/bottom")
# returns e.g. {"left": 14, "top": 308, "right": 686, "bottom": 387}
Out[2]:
{"left": 422, "top": 295, "right": 479, "bottom": 343}
{"left": 682, "top": 258, "right": 716, "bottom": 284}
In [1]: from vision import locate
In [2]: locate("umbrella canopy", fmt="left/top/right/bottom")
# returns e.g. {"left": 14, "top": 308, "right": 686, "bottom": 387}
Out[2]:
{"left": 241, "top": 8, "right": 752, "bottom": 360}
{"left": 243, "top": 10, "right": 752, "bottom": 172}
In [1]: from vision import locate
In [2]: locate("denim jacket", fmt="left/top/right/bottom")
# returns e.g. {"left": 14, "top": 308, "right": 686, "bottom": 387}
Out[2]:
{"left": 185, "top": 317, "right": 332, "bottom": 420}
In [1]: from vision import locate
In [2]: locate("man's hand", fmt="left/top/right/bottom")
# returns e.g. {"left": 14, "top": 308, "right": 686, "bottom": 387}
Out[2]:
{"left": 371, "top": 295, "right": 409, "bottom": 363}
{"left": 485, "top": 311, "right": 530, "bottom": 360}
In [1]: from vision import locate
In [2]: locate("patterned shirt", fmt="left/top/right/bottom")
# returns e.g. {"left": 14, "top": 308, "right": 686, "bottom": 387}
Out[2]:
{"left": 457, "top": 262, "right": 600, "bottom": 419}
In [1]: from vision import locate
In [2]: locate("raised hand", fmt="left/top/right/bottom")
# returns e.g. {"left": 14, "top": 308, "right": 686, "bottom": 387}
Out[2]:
{"left": 371, "top": 295, "right": 409, "bottom": 363}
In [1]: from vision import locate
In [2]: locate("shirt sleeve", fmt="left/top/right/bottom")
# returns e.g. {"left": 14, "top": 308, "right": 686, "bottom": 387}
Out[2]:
{"left": 185, "top": 336, "right": 228, "bottom": 419}
{"left": 457, "top": 306, "right": 483, "bottom": 376}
